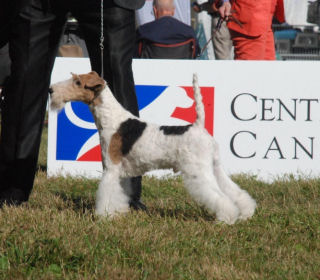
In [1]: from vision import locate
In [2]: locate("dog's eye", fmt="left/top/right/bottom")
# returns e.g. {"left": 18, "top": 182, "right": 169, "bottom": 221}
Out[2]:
{"left": 75, "top": 80, "right": 81, "bottom": 86}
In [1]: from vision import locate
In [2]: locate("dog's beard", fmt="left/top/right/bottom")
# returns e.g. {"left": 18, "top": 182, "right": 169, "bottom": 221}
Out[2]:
{"left": 50, "top": 95, "right": 66, "bottom": 111}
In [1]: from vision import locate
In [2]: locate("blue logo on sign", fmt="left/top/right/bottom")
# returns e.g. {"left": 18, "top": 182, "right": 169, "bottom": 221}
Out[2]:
{"left": 56, "top": 85, "right": 197, "bottom": 161}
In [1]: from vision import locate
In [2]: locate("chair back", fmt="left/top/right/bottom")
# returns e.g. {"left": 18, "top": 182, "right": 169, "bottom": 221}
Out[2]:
{"left": 138, "top": 38, "right": 196, "bottom": 59}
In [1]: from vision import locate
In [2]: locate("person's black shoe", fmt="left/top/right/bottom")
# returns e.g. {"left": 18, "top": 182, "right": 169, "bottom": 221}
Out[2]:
{"left": 129, "top": 200, "right": 147, "bottom": 211}
{"left": 0, "top": 188, "right": 26, "bottom": 208}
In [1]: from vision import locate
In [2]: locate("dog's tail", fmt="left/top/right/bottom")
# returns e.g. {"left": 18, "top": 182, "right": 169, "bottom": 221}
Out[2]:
{"left": 193, "top": 73, "right": 205, "bottom": 127}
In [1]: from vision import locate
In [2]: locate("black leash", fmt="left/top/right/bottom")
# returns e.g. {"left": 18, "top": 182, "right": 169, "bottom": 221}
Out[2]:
{"left": 100, "top": 0, "right": 105, "bottom": 77}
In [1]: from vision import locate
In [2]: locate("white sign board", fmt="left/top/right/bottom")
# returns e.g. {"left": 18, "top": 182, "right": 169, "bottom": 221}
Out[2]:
{"left": 48, "top": 58, "right": 320, "bottom": 180}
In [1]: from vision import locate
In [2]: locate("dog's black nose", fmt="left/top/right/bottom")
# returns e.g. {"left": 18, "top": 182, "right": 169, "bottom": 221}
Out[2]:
{"left": 48, "top": 87, "right": 53, "bottom": 95}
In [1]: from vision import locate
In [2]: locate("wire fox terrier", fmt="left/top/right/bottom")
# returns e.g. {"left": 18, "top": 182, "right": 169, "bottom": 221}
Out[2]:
{"left": 50, "top": 71, "right": 256, "bottom": 224}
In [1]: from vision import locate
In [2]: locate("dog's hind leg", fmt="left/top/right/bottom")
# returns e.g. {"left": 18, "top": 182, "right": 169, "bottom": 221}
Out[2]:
{"left": 182, "top": 169, "right": 240, "bottom": 224}
{"left": 212, "top": 141, "right": 256, "bottom": 221}
{"left": 95, "top": 167, "right": 130, "bottom": 217}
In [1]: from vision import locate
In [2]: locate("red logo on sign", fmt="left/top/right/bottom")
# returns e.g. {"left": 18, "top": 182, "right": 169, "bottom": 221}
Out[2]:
{"left": 171, "top": 86, "right": 214, "bottom": 135}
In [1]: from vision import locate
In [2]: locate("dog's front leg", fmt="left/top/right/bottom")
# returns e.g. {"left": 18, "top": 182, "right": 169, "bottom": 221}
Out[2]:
{"left": 95, "top": 167, "right": 130, "bottom": 217}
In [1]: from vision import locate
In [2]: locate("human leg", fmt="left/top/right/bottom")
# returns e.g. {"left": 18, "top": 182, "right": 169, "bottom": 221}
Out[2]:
{"left": 0, "top": 0, "right": 67, "bottom": 205}
{"left": 212, "top": 16, "right": 232, "bottom": 60}
{"left": 230, "top": 30, "right": 265, "bottom": 60}
{"left": 231, "top": 27, "right": 277, "bottom": 61}
{"left": 73, "top": 3, "right": 145, "bottom": 209}
{"left": 263, "top": 28, "right": 276, "bottom": 60}
{"left": 74, "top": 3, "right": 139, "bottom": 114}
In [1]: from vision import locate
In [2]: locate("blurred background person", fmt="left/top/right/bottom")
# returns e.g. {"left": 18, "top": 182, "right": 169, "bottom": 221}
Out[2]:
{"left": 136, "top": 0, "right": 200, "bottom": 59}
{"left": 219, "top": 0, "right": 285, "bottom": 60}
{"left": 0, "top": 0, "right": 146, "bottom": 210}
{"left": 192, "top": 0, "right": 232, "bottom": 59}
{"left": 136, "top": 0, "right": 191, "bottom": 26}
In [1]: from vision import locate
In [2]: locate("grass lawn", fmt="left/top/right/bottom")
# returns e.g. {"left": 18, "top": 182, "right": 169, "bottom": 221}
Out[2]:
{"left": 0, "top": 125, "right": 319, "bottom": 279}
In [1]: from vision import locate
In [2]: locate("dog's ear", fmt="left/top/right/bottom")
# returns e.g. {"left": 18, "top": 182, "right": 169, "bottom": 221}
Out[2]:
{"left": 71, "top": 72, "right": 80, "bottom": 80}
{"left": 81, "top": 72, "right": 105, "bottom": 93}
{"left": 71, "top": 72, "right": 83, "bottom": 88}
{"left": 88, "top": 71, "right": 99, "bottom": 77}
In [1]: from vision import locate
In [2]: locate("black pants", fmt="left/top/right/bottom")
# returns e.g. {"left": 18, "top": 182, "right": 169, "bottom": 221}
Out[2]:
{"left": 0, "top": 0, "right": 142, "bottom": 202}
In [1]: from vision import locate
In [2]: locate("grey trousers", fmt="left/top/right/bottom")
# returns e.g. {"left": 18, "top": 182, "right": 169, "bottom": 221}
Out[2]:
{"left": 212, "top": 16, "right": 233, "bottom": 60}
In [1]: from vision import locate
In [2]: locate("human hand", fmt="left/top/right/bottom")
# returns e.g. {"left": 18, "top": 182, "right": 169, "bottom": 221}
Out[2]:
{"left": 218, "top": 1, "right": 231, "bottom": 19}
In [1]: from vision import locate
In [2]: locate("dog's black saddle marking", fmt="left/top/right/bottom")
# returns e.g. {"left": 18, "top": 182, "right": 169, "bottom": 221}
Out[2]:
{"left": 118, "top": 118, "right": 147, "bottom": 155}
{"left": 159, "top": 125, "right": 192, "bottom": 135}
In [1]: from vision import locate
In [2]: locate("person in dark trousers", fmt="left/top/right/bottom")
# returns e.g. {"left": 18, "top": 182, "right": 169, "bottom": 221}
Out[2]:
{"left": 0, "top": 0, "right": 146, "bottom": 210}
{"left": 0, "top": 44, "right": 11, "bottom": 87}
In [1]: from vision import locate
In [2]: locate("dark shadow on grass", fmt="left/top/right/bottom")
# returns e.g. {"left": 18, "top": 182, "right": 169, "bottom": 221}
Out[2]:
{"left": 52, "top": 191, "right": 215, "bottom": 221}
{"left": 53, "top": 191, "right": 95, "bottom": 215}
{"left": 149, "top": 207, "right": 216, "bottom": 222}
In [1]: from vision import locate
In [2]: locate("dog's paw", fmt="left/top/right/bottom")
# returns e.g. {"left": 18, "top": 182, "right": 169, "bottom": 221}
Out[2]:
{"left": 236, "top": 192, "right": 257, "bottom": 221}
{"left": 95, "top": 203, "right": 130, "bottom": 218}
{"left": 216, "top": 199, "right": 240, "bottom": 225}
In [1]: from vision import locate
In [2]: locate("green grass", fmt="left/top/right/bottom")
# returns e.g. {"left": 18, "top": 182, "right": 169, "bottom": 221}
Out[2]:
{"left": 0, "top": 125, "right": 319, "bottom": 279}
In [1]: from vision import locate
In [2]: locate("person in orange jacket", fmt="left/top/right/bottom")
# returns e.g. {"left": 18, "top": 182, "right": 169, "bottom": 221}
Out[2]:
{"left": 218, "top": 0, "right": 285, "bottom": 60}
